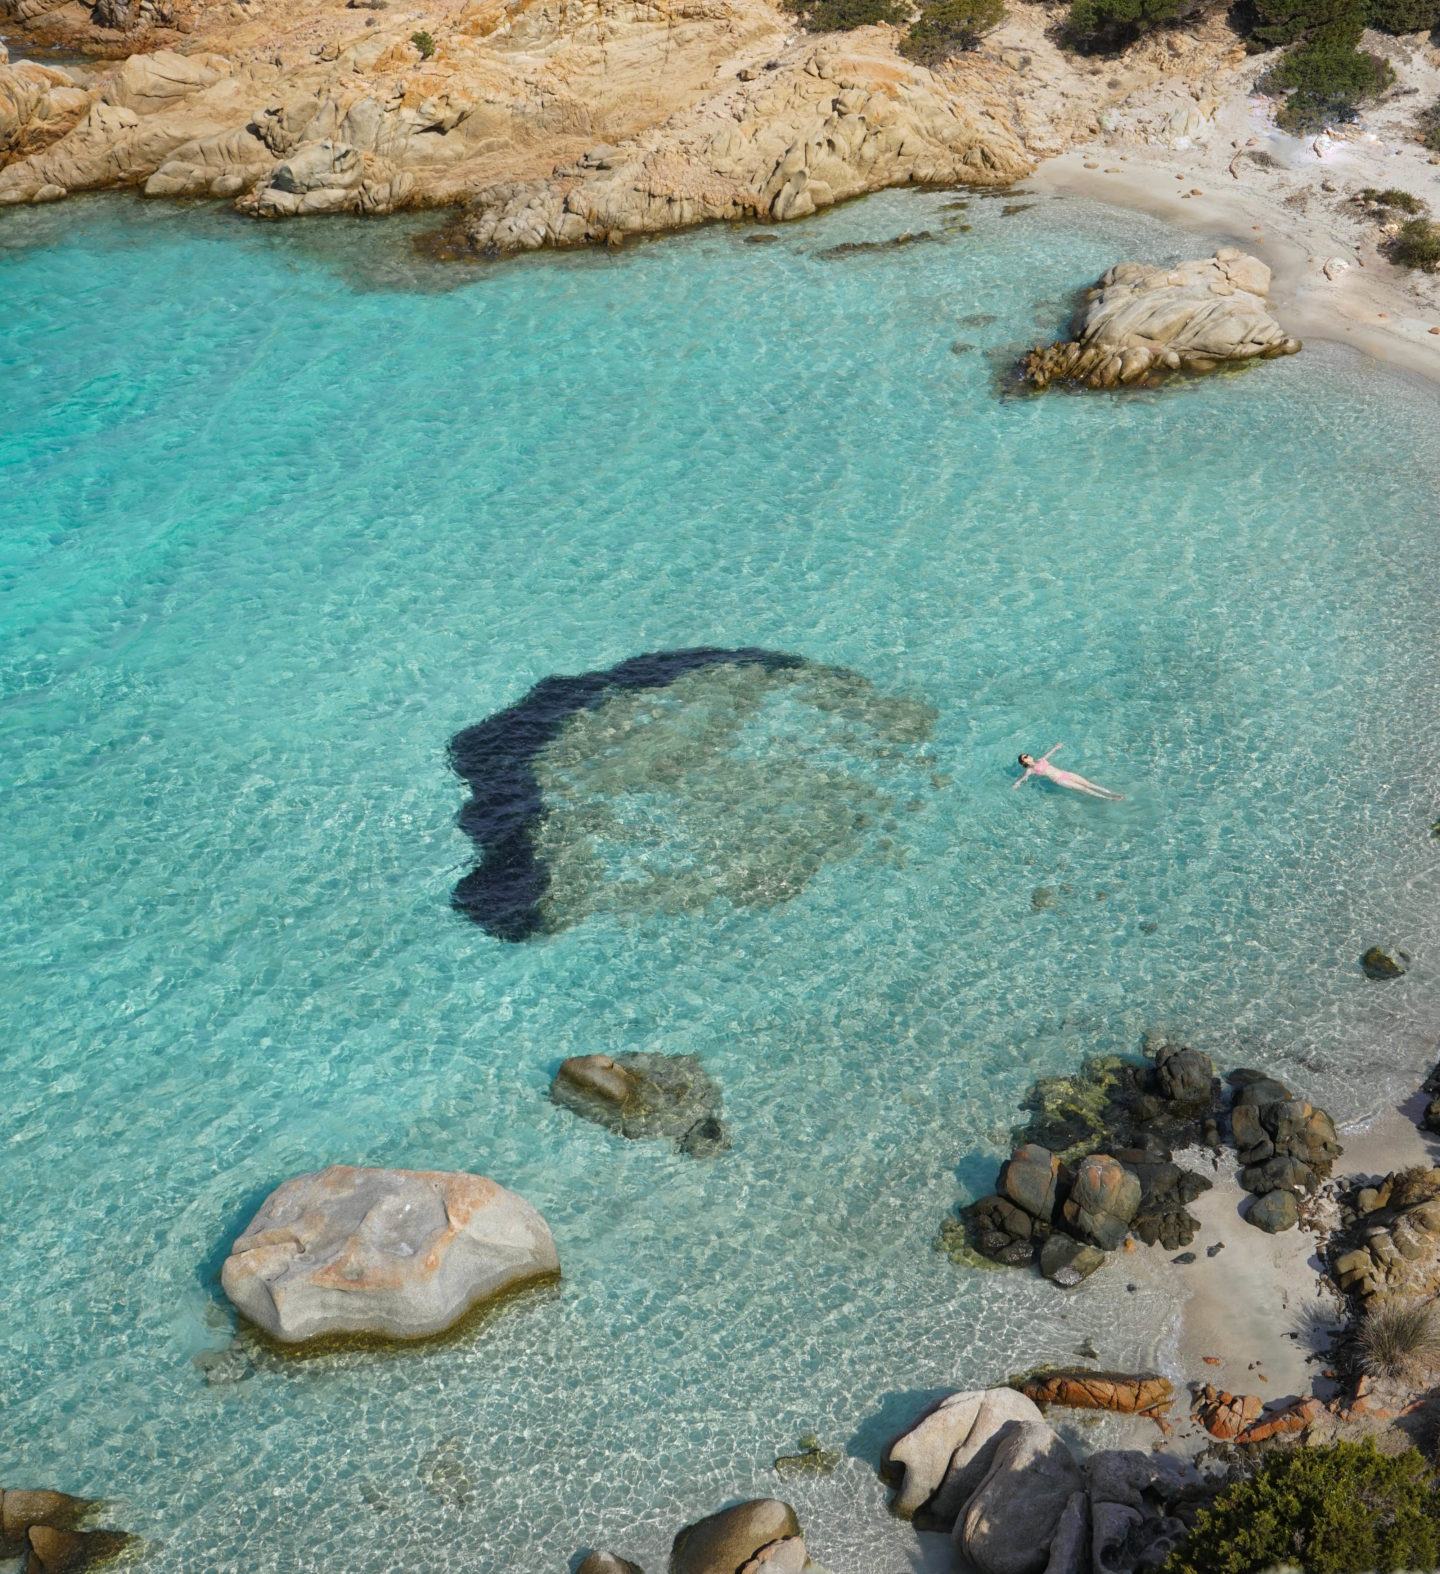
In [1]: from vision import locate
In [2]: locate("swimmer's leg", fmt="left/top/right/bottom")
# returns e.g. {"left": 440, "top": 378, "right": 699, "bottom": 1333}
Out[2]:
{"left": 1071, "top": 776, "right": 1124, "bottom": 800}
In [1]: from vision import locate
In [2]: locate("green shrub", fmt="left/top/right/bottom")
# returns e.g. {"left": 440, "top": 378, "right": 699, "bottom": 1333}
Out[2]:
{"left": 1064, "top": 0, "right": 1189, "bottom": 48}
{"left": 1164, "top": 1441, "right": 1440, "bottom": 1574}
{"left": 1357, "top": 185, "right": 1427, "bottom": 211}
{"left": 1249, "top": 0, "right": 1392, "bottom": 128}
{"left": 410, "top": 28, "right": 435, "bottom": 56}
{"left": 1394, "top": 216, "right": 1440, "bottom": 270}
{"left": 782, "top": 0, "right": 903, "bottom": 27}
{"left": 901, "top": 0, "right": 1005, "bottom": 55}
{"left": 1364, "top": 0, "right": 1440, "bottom": 29}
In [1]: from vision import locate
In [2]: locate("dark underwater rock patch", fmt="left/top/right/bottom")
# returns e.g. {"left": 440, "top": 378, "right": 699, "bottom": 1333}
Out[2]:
{"left": 550, "top": 1052, "right": 728, "bottom": 1157}
{"left": 448, "top": 647, "right": 936, "bottom": 942}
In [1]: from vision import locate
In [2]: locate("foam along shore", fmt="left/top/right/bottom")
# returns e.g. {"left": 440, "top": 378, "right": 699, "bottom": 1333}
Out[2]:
{"left": 1020, "top": 29, "right": 1440, "bottom": 390}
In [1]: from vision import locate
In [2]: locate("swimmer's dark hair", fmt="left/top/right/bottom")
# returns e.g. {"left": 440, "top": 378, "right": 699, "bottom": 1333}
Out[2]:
{"left": 1018, "top": 752, "right": 1035, "bottom": 768}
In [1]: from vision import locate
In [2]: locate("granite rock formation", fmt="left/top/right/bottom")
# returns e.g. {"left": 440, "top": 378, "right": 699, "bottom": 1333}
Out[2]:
{"left": 1020, "top": 250, "right": 1302, "bottom": 389}
{"left": 220, "top": 1164, "right": 559, "bottom": 1342}
{"left": 669, "top": 1498, "right": 812, "bottom": 1574}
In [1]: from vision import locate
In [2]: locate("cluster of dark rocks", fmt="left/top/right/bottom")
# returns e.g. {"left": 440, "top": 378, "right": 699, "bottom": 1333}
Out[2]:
{"left": 941, "top": 1044, "right": 1341, "bottom": 1286}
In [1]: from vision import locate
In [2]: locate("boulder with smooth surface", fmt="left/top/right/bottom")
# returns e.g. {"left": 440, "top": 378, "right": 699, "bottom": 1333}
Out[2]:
{"left": 884, "top": 1386, "right": 1045, "bottom": 1529}
{"left": 220, "top": 1165, "right": 559, "bottom": 1342}
{"left": 670, "top": 1500, "right": 804, "bottom": 1574}
{"left": 955, "top": 1421, "right": 1083, "bottom": 1574}
{"left": 998, "top": 1143, "right": 1063, "bottom": 1222}
{"left": 578, "top": 1555, "right": 645, "bottom": 1574}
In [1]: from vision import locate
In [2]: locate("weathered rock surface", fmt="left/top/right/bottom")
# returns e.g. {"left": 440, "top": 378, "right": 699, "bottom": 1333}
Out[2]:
{"left": 883, "top": 1386, "right": 1043, "bottom": 1529}
{"left": 1192, "top": 1385, "right": 1319, "bottom": 1443}
{"left": 670, "top": 1499, "right": 806, "bottom": 1574}
{"left": 955, "top": 1421, "right": 1083, "bottom": 1574}
{"left": 999, "top": 1142, "right": 1064, "bottom": 1222}
{"left": 1018, "top": 1370, "right": 1173, "bottom": 1420}
{"left": 552, "top": 1052, "right": 727, "bottom": 1157}
{"left": 220, "top": 1165, "right": 558, "bottom": 1342}
{"left": 1062, "top": 1154, "right": 1142, "bottom": 1251}
{"left": 1330, "top": 1166, "right": 1440, "bottom": 1303}
{"left": 1038, "top": 1233, "right": 1105, "bottom": 1287}
{"left": 1021, "top": 250, "right": 1301, "bottom": 389}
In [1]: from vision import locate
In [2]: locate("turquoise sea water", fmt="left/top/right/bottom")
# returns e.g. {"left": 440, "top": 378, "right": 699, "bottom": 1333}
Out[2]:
{"left": 4, "top": 187, "right": 1440, "bottom": 1574}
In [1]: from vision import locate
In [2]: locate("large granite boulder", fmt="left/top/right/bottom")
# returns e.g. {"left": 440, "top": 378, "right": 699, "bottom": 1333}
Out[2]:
{"left": 1021, "top": 250, "right": 1301, "bottom": 390}
{"left": 1061, "top": 1155, "right": 1141, "bottom": 1251}
{"left": 954, "top": 1421, "right": 1083, "bottom": 1574}
{"left": 883, "top": 1386, "right": 1044, "bottom": 1529}
{"left": 220, "top": 1166, "right": 559, "bottom": 1342}
{"left": 997, "top": 1143, "right": 1062, "bottom": 1223}
{"left": 669, "top": 1499, "right": 807, "bottom": 1574}
{"left": 551, "top": 1052, "right": 727, "bottom": 1157}
{"left": 1244, "top": 1188, "right": 1298, "bottom": 1233}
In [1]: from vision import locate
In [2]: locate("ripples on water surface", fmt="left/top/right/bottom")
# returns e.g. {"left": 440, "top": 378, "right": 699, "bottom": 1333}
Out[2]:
{"left": 3, "top": 188, "right": 1440, "bottom": 1573}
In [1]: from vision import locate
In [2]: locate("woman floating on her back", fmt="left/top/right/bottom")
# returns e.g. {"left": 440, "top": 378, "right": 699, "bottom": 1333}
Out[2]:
{"left": 1013, "top": 743, "right": 1123, "bottom": 801}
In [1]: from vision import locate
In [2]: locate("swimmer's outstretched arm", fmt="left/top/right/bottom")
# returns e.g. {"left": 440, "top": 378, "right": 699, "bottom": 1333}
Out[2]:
{"left": 1041, "top": 742, "right": 1063, "bottom": 761}
{"left": 1012, "top": 765, "right": 1034, "bottom": 789}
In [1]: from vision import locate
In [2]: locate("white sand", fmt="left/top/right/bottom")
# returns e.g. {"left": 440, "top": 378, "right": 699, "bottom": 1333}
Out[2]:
{"left": 1017, "top": 31, "right": 1440, "bottom": 388}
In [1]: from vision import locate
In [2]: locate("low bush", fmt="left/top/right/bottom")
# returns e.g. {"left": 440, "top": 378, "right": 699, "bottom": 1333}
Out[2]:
{"left": 1356, "top": 185, "right": 1427, "bottom": 212}
{"left": 1364, "top": 0, "right": 1440, "bottom": 30}
{"left": 1394, "top": 216, "right": 1440, "bottom": 270}
{"left": 782, "top": 0, "right": 904, "bottom": 27}
{"left": 901, "top": 0, "right": 1005, "bottom": 56}
{"left": 1358, "top": 1298, "right": 1440, "bottom": 1377}
{"left": 410, "top": 28, "right": 435, "bottom": 56}
{"left": 1064, "top": 0, "right": 1192, "bottom": 49}
{"left": 1164, "top": 1441, "right": 1440, "bottom": 1574}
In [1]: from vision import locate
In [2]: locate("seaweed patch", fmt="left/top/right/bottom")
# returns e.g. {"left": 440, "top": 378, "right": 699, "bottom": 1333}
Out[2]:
{"left": 449, "top": 648, "right": 936, "bottom": 941}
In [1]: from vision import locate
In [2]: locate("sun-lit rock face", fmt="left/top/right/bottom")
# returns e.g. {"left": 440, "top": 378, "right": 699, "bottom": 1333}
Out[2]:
{"left": 221, "top": 1165, "right": 559, "bottom": 1342}
{"left": 448, "top": 647, "right": 938, "bottom": 941}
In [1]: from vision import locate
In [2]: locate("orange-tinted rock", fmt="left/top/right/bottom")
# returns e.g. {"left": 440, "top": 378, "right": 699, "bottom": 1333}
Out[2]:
{"left": 1237, "top": 1397, "right": 1320, "bottom": 1444}
{"left": 1191, "top": 1385, "right": 1268, "bottom": 1440}
{"left": 1020, "top": 1370, "right": 1173, "bottom": 1418}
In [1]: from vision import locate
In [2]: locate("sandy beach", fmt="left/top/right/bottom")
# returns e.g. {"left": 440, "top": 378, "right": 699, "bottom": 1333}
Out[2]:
{"left": 1017, "top": 28, "right": 1440, "bottom": 387}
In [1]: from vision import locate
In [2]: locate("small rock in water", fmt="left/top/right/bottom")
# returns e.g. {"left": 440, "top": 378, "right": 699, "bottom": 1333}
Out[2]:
{"left": 1206, "top": 1241, "right": 1225, "bottom": 1257}
{"left": 552, "top": 1052, "right": 728, "bottom": 1156}
{"left": 1360, "top": 945, "right": 1408, "bottom": 980}
{"left": 1172, "top": 1251, "right": 1197, "bottom": 1264}
{"left": 1030, "top": 886, "right": 1058, "bottom": 910}
{"left": 774, "top": 1435, "right": 840, "bottom": 1479}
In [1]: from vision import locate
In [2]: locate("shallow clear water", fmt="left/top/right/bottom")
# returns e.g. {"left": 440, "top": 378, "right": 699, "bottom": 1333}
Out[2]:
{"left": 4, "top": 187, "right": 1440, "bottom": 1574}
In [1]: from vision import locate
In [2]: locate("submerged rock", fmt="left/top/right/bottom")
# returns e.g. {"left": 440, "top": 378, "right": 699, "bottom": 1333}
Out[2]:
{"left": 1020, "top": 250, "right": 1301, "bottom": 390}
{"left": 220, "top": 1165, "right": 559, "bottom": 1342}
{"left": 551, "top": 1052, "right": 727, "bottom": 1156}
{"left": 1361, "top": 944, "right": 1409, "bottom": 980}
{"left": 773, "top": 1436, "right": 840, "bottom": 1479}
{"left": 0, "top": 1492, "right": 136, "bottom": 1574}
{"left": 449, "top": 648, "right": 936, "bottom": 942}
{"left": 1038, "top": 1234, "right": 1105, "bottom": 1287}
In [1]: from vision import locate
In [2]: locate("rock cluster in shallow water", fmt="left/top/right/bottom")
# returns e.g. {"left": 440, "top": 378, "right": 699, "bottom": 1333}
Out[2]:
{"left": 1020, "top": 250, "right": 1301, "bottom": 390}
{"left": 939, "top": 1044, "right": 1341, "bottom": 1279}
{"left": 449, "top": 647, "right": 937, "bottom": 942}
